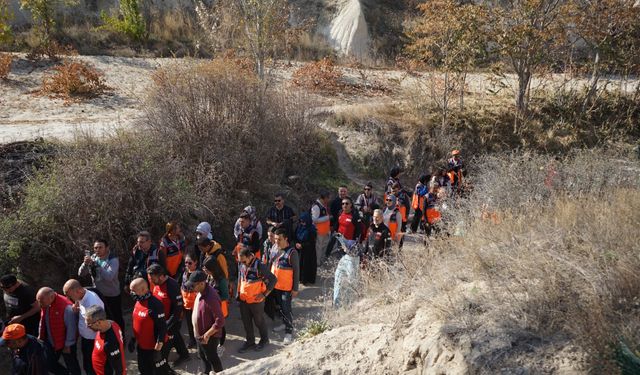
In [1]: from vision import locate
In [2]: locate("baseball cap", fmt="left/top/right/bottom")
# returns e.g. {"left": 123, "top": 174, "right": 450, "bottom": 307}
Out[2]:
{"left": 184, "top": 270, "right": 208, "bottom": 290}
{"left": 0, "top": 323, "right": 26, "bottom": 346}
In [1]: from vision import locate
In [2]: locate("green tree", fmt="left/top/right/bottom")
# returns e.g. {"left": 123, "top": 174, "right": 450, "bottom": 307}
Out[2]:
{"left": 20, "top": 0, "right": 76, "bottom": 50}
{"left": 0, "top": 0, "right": 12, "bottom": 45}
{"left": 100, "top": 0, "right": 147, "bottom": 43}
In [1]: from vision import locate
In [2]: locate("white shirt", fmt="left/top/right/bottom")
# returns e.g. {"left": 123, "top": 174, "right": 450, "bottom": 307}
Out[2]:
{"left": 78, "top": 289, "right": 104, "bottom": 339}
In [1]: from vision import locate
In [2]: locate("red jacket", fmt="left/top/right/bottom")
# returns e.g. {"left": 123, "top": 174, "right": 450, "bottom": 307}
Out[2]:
{"left": 39, "top": 293, "right": 72, "bottom": 351}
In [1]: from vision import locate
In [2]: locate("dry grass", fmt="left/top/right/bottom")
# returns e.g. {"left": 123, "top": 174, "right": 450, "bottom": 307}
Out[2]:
{"left": 0, "top": 52, "right": 11, "bottom": 79}
{"left": 40, "top": 60, "right": 111, "bottom": 101}
{"left": 324, "top": 151, "right": 640, "bottom": 373}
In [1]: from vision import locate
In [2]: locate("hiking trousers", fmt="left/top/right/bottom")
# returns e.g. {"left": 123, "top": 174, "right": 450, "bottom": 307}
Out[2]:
{"left": 239, "top": 301, "right": 269, "bottom": 344}
{"left": 316, "top": 234, "right": 330, "bottom": 265}
{"left": 137, "top": 347, "right": 168, "bottom": 375}
{"left": 274, "top": 290, "right": 294, "bottom": 334}
{"left": 197, "top": 338, "right": 223, "bottom": 373}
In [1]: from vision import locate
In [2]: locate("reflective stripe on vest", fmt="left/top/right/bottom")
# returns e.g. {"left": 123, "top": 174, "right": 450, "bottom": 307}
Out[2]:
{"left": 387, "top": 209, "right": 399, "bottom": 240}
{"left": 152, "top": 283, "right": 171, "bottom": 321}
{"left": 271, "top": 247, "right": 294, "bottom": 292}
{"left": 239, "top": 259, "right": 266, "bottom": 304}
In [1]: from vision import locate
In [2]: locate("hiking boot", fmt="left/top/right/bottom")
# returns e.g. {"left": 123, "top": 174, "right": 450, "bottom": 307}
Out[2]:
{"left": 283, "top": 333, "right": 293, "bottom": 345}
{"left": 272, "top": 324, "right": 286, "bottom": 332}
{"left": 172, "top": 354, "right": 189, "bottom": 367}
{"left": 255, "top": 339, "right": 269, "bottom": 352}
{"left": 238, "top": 342, "right": 255, "bottom": 353}
{"left": 217, "top": 345, "right": 225, "bottom": 357}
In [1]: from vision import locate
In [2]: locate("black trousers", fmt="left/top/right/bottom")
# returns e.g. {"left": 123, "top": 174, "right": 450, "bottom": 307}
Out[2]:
{"left": 184, "top": 309, "right": 196, "bottom": 343}
{"left": 273, "top": 290, "right": 294, "bottom": 334}
{"left": 197, "top": 338, "right": 223, "bottom": 373}
{"left": 137, "top": 347, "right": 169, "bottom": 375}
{"left": 167, "top": 322, "right": 189, "bottom": 358}
{"left": 80, "top": 337, "right": 96, "bottom": 375}
{"left": 239, "top": 301, "right": 268, "bottom": 344}
{"left": 45, "top": 342, "right": 81, "bottom": 375}
{"left": 102, "top": 294, "right": 125, "bottom": 341}
{"left": 411, "top": 208, "right": 423, "bottom": 232}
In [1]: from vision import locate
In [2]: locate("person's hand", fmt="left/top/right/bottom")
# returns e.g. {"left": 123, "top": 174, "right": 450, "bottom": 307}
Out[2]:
{"left": 83, "top": 256, "right": 93, "bottom": 265}
{"left": 124, "top": 285, "right": 130, "bottom": 294}
{"left": 8, "top": 316, "right": 21, "bottom": 324}
{"left": 72, "top": 302, "right": 80, "bottom": 313}
{"left": 295, "top": 243, "right": 302, "bottom": 250}
{"left": 127, "top": 338, "right": 136, "bottom": 353}
{"left": 291, "top": 290, "right": 299, "bottom": 298}
{"left": 154, "top": 341, "right": 163, "bottom": 351}
{"left": 201, "top": 332, "right": 211, "bottom": 345}
{"left": 62, "top": 346, "right": 71, "bottom": 354}
{"left": 255, "top": 293, "right": 266, "bottom": 303}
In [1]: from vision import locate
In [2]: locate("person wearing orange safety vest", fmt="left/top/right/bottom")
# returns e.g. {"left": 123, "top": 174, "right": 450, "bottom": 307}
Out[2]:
{"left": 385, "top": 167, "right": 403, "bottom": 197}
{"left": 424, "top": 186, "right": 442, "bottom": 237}
{"left": 158, "top": 222, "right": 185, "bottom": 280}
{"left": 410, "top": 174, "right": 430, "bottom": 233}
{"left": 448, "top": 150, "right": 465, "bottom": 193}
{"left": 383, "top": 195, "right": 403, "bottom": 244}
{"left": 236, "top": 247, "right": 276, "bottom": 353}
{"left": 179, "top": 252, "right": 199, "bottom": 349}
{"left": 311, "top": 191, "right": 331, "bottom": 266}
{"left": 270, "top": 228, "right": 300, "bottom": 345}
{"left": 200, "top": 240, "right": 229, "bottom": 358}
{"left": 234, "top": 213, "right": 261, "bottom": 261}
{"left": 391, "top": 182, "right": 410, "bottom": 235}
{"left": 354, "top": 182, "right": 380, "bottom": 228}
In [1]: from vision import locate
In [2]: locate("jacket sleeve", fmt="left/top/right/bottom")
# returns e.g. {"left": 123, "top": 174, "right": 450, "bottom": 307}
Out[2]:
{"left": 63, "top": 305, "right": 78, "bottom": 347}
{"left": 207, "top": 293, "right": 225, "bottom": 334}
{"left": 97, "top": 257, "right": 119, "bottom": 282}
{"left": 148, "top": 298, "right": 167, "bottom": 344}
{"left": 124, "top": 250, "right": 136, "bottom": 286}
{"left": 104, "top": 329, "right": 124, "bottom": 375}
{"left": 290, "top": 250, "right": 300, "bottom": 292}
{"left": 78, "top": 260, "right": 91, "bottom": 277}
{"left": 166, "top": 280, "right": 183, "bottom": 329}
{"left": 259, "top": 263, "right": 277, "bottom": 293}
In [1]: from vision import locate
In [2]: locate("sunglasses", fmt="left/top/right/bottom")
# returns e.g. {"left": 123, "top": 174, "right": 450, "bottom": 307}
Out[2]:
{"left": 385, "top": 199, "right": 393, "bottom": 201}
{"left": 185, "top": 261, "right": 194, "bottom": 265}
{"left": 274, "top": 199, "right": 282, "bottom": 203}
{"left": 342, "top": 202, "right": 351, "bottom": 206}
{"left": 364, "top": 187, "right": 371, "bottom": 190}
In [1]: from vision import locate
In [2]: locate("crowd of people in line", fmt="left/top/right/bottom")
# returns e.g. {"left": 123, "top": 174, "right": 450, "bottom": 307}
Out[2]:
{"left": 0, "top": 150, "right": 466, "bottom": 375}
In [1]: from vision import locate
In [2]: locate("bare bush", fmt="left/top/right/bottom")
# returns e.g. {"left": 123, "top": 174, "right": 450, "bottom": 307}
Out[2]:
{"left": 292, "top": 57, "right": 345, "bottom": 92}
{"left": 41, "top": 60, "right": 110, "bottom": 101}
{"left": 143, "top": 57, "right": 323, "bottom": 224}
{"left": 0, "top": 52, "right": 11, "bottom": 79}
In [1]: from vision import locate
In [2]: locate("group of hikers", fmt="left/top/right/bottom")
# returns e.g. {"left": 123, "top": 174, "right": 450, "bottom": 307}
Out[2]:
{"left": 0, "top": 150, "right": 466, "bottom": 375}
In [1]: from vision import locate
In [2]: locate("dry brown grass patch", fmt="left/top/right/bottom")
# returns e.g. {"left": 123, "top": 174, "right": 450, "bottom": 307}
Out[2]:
{"left": 0, "top": 52, "right": 12, "bottom": 79}
{"left": 40, "top": 60, "right": 110, "bottom": 102}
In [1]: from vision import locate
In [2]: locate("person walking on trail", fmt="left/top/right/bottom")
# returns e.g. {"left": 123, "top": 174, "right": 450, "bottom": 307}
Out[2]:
{"left": 1, "top": 323, "right": 49, "bottom": 375}
{"left": 78, "top": 239, "right": 125, "bottom": 342}
{"left": 179, "top": 253, "right": 199, "bottom": 349}
{"left": 200, "top": 241, "right": 230, "bottom": 358}
{"left": 63, "top": 279, "right": 104, "bottom": 375}
{"left": 85, "top": 305, "right": 125, "bottom": 375}
{"left": 236, "top": 247, "right": 276, "bottom": 353}
{"left": 1, "top": 275, "right": 41, "bottom": 337}
{"left": 234, "top": 206, "right": 264, "bottom": 242}
{"left": 261, "top": 226, "right": 279, "bottom": 266}
{"left": 410, "top": 175, "right": 431, "bottom": 233}
{"left": 424, "top": 186, "right": 442, "bottom": 237}
{"left": 383, "top": 195, "right": 403, "bottom": 245}
{"left": 391, "top": 182, "right": 410, "bottom": 235}
{"left": 128, "top": 278, "right": 169, "bottom": 375}
{"left": 234, "top": 212, "right": 261, "bottom": 260}
{"left": 335, "top": 197, "right": 363, "bottom": 242}
{"left": 124, "top": 231, "right": 163, "bottom": 292}
{"left": 311, "top": 191, "right": 331, "bottom": 266}
{"left": 146, "top": 265, "right": 189, "bottom": 368}
{"left": 158, "top": 222, "right": 186, "bottom": 280}
{"left": 366, "top": 209, "right": 392, "bottom": 259}
{"left": 184, "top": 270, "right": 225, "bottom": 374}
{"left": 385, "top": 167, "right": 403, "bottom": 196}
{"left": 330, "top": 186, "right": 349, "bottom": 227}
{"left": 197, "top": 236, "right": 225, "bottom": 272}
{"left": 295, "top": 213, "right": 316, "bottom": 285}
{"left": 448, "top": 150, "right": 465, "bottom": 193}
{"left": 266, "top": 193, "right": 297, "bottom": 239}
{"left": 355, "top": 183, "right": 379, "bottom": 228}
{"left": 35, "top": 287, "right": 81, "bottom": 375}
{"left": 193, "top": 222, "right": 214, "bottom": 262}
{"left": 271, "top": 228, "right": 300, "bottom": 345}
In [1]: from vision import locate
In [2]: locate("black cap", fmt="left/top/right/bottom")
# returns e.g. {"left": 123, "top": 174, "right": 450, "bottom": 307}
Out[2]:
{"left": 184, "top": 270, "right": 208, "bottom": 290}
{"left": 0, "top": 275, "right": 17, "bottom": 289}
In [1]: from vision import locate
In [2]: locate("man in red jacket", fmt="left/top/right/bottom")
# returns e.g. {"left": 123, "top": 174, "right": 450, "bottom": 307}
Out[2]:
{"left": 128, "top": 278, "right": 169, "bottom": 375}
{"left": 85, "top": 305, "right": 125, "bottom": 375}
{"left": 36, "top": 287, "right": 81, "bottom": 375}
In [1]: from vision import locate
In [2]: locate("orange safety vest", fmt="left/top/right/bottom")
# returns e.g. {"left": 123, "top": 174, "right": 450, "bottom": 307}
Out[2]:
{"left": 239, "top": 258, "right": 267, "bottom": 304}
{"left": 180, "top": 271, "right": 197, "bottom": 310}
{"left": 312, "top": 201, "right": 331, "bottom": 236}
{"left": 411, "top": 184, "right": 426, "bottom": 211}
{"left": 386, "top": 208, "right": 400, "bottom": 241}
{"left": 234, "top": 227, "right": 260, "bottom": 260}
{"left": 221, "top": 300, "right": 229, "bottom": 318}
{"left": 161, "top": 236, "right": 184, "bottom": 278}
{"left": 271, "top": 247, "right": 294, "bottom": 292}
{"left": 426, "top": 208, "right": 441, "bottom": 224}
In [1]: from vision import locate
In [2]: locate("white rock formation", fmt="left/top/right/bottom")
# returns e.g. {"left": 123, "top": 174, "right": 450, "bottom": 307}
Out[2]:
{"left": 328, "top": 0, "right": 370, "bottom": 61}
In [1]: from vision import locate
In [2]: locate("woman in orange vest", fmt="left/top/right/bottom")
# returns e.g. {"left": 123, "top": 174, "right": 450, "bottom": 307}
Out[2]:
{"left": 383, "top": 194, "right": 403, "bottom": 244}
{"left": 159, "top": 221, "right": 185, "bottom": 280}
{"left": 180, "top": 252, "right": 199, "bottom": 349}
{"left": 410, "top": 174, "right": 430, "bottom": 233}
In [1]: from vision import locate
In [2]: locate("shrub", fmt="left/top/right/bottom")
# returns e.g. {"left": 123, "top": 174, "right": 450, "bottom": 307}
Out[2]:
{"left": 292, "top": 57, "right": 345, "bottom": 92}
{"left": 41, "top": 60, "right": 110, "bottom": 101}
{"left": 100, "top": 0, "right": 147, "bottom": 43}
{"left": 300, "top": 319, "right": 331, "bottom": 339}
{"left": 0, "top": 52, "right": 11, "bottom": 79}
{"left": 20, "top": 0, "right": 77, "bottom": 57}
{"left": 0, "top": 0, "right": 12, "bottom": 45}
